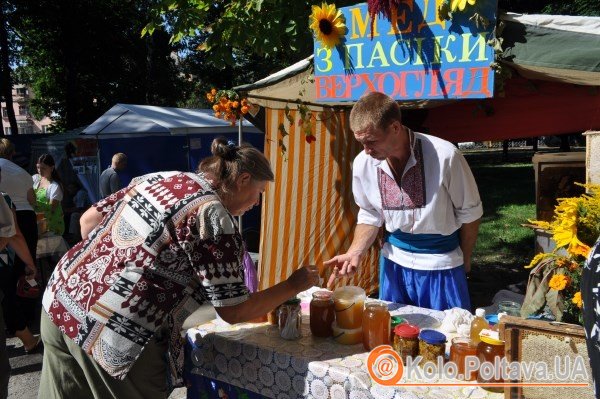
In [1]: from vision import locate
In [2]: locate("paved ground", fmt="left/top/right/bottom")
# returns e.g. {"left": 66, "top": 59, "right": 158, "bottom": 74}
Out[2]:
{"left": 5, "top": 304, "right": 216, "bottom": 398}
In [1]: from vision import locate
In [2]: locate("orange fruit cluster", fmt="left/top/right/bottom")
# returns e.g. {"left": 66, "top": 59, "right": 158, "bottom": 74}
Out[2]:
{"left": 206, "top": 88, "right": 249, "bottom": 125}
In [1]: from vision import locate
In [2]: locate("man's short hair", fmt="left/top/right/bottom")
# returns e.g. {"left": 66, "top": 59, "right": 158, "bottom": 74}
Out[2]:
{"left": 349, "top": 92, "right": 402, "bottom": 133}
{"left": 112, "top": 153, "right": 127, "bottom": 164}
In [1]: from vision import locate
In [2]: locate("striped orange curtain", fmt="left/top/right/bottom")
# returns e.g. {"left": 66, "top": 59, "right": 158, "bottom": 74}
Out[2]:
{"left": 258, "top": 108, "right": 379, "bottom": 295}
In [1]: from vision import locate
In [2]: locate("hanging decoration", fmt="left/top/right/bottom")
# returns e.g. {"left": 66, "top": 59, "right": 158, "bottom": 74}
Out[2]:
{"left": 206, "top": 88, "right": 249, "bottom": 126}
{"left": 309, "top": 2, "right": 347, "bottom": 49}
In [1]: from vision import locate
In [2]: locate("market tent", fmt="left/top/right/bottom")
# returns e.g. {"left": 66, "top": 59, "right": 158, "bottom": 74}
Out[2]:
{"left": 236, "top": 12, "right": 600, "bottom": 294}
{"left": 83, "top": 103, "right": 263, "bottom": 189}
{"left": 81, "top": 104, "right": 264, "bottom": 240}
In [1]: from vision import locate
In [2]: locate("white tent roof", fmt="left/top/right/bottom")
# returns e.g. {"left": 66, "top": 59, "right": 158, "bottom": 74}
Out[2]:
{"left": 83, "top": 104, "right": 261, "bottom": 137}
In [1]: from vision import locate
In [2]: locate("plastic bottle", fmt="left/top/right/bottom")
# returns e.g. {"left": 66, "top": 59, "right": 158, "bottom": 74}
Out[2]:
{"left": 470, "top": 308, "right": 489, "bottom": 345}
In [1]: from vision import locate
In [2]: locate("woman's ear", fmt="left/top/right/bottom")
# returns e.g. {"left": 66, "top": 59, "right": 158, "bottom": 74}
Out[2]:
{"left": 237, "top": 172, "right": 252, "bottom": 188}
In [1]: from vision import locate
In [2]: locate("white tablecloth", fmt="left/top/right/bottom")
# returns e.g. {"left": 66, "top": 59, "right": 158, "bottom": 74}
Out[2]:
{"left": 187, "top": 303, "right": 502, "bottom": 399}
{"left": 36, "top": 233, "right": 69, "bottom": 259}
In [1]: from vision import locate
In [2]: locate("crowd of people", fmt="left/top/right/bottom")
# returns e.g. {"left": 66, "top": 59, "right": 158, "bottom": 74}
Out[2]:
{"left": 0, "top": 91, "right": 598, "bottom": 398}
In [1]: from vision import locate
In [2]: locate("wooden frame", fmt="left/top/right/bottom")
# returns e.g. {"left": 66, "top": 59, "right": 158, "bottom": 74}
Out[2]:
{"left": 499, "top": 316, "right": 593, "bottom": 399}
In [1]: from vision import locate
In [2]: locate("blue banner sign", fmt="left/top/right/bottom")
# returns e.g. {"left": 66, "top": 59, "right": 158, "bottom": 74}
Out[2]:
{"left": 313, "top": 1, "right": 497, "bottom": 102}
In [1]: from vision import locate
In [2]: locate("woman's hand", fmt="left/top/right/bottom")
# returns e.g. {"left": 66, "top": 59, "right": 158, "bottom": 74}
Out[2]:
{"left": 286, "top": 265, "right": 320, "bottom": 292}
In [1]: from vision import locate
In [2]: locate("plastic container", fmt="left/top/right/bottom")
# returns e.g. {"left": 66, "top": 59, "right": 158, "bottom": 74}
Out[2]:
{"left": 332, "top": 322, "right": 363, "bottom": 345}
{"left": 476, "top": 330, "right": 505, "bottom": 392}
{"left": 470, "top": 308, "right": 489, "bottom": 345}
{"left": 390, "top": 316, "right": 406, "bottom": 342}
{"left": 392, "top": 323, "right": 420, "bottom": 362}
{"left": 449, "top": 337, "right": 478, "bottom": 381}
{"left": 362, "top": 302, "right": 391, "bottom": 351}
{"left": 498, "top": 301, "right": 521, "bottom": 317}
{"left": 333, "top": 286, "right": 366, "bottom": 329}
{"left": 418, "top": 330, "right": 446, "bottom": 363}
{"left": 310, "top": 290, "right": 335, "bottom": 337}
{"left": 278, "top": 298, "right": 302, "bottom": 340}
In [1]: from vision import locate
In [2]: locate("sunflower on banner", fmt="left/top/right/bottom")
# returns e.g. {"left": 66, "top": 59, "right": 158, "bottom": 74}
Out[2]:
{"left": 522, "top": 184, "right": 600, "bottom": 324}
{"left": 309, "top": 2, "right": 347, "bottom": 49}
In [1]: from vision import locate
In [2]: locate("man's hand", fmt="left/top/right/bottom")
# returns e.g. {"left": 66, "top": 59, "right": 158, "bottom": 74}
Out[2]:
{"left": 324, "top": 250, "right": 363, "bottom": 289}
{"left": 286, "top": 265, "right": 320, "bottom": 292}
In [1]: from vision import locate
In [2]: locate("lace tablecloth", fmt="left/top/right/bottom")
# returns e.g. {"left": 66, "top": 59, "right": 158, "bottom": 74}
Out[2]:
{"left": 187, "top": 303, "right": 503, "bottom": 399}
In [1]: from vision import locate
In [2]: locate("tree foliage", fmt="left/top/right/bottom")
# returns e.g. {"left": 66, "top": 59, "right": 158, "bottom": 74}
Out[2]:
{"left": 10, "top": 0, "right": 185, "bottom": 131}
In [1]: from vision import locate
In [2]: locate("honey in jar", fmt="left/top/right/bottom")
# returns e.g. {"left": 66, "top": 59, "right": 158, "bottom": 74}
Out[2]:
{"left": 418, "top": 329, "right": 446, "bottom": 364}
{"left": 332, "top": 322, "right": 362, "bottom": 345}
{"left": 310, "top": 290, "right": 335, "bottom": 337}
{"left": 333, "top": 286, "right": 366, "bottom": 329}
{"left": 362, "top": 302, "right": 391, "bottom": 351}
{"left": 390, "top": 316, "right": 406, "bottom": 343}
{"left": 392, "top": 323, "right": 419, "bottom": 363}
{"left": 476, "top": 330, "right": 505, "bottom": 392}
{"left": 449, "top": 337, "right": 478, "bottom": 381}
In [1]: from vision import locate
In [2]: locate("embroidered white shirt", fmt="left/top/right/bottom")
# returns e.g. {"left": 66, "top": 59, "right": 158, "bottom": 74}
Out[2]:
{"left": 353, "top": 131, "right": 483, "bottom": 270}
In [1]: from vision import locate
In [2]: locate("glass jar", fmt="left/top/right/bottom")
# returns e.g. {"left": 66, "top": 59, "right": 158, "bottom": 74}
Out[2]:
{"left": 333, "top": 286, "right": 366, "bottom": 329}
{"left": 418, "top": 330, "right": 446, "bottom": 364}
{"left": 267, "top": 306, "right": 280, "bottom": 325}
{"left": 392, "top": 324, "right": 420, "bottom": 362}
{"left": 390, "top": 316, "right": 406, "bottom": 343}
{"left": 476, "top": 333, "right": 505, "bottom": 392}
{"left": 362, "top": 302, "right": 391, "bottom": 351}
{"left": 449, "top": 337, "right": 478, "bottom": 381}
{"left": 310, "top": 290, "right": 335, "bottom": 337}
{"left": 278, "top": 298, "right": 302, "bottom": 340}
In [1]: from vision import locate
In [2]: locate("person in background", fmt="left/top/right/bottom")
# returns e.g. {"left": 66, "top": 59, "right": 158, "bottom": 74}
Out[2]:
{"left": 325, "top": 92, "right": 482, "bottom": 311}
{"left": 99, "top": 152, "right": 127, "bottom": 198}
{"left": 32, "top": 154, "right": 65, "bottom": 236}
{"left": 582, "top": 240, "right": 600, "bottom": 398}
{"left": 0, "top": 140, "right": 41, "bottom": 353}
{"left": 0, "top": 166, "right": 41, "bottom": 364}
{"left": 38, "top": 138, "right": 319, "bottom": 398}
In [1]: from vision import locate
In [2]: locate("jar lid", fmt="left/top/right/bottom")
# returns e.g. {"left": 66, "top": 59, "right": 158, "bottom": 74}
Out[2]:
{"left": 312, "top": 290, "right": 333, "bottom": 299}
{"left": 394, "top": 323, "right": 419, "bottom": 339}
{"left": 391, "top": 316, "right": 406, "bottom": 327}
{"left": 284, "top": 297, "right": 301, "bottom": 305}
{"left": 480, "top": 335, "right": 504, "bottom": 345}
{"left": 418, "top": 329, "right": 446, "bottom": 344}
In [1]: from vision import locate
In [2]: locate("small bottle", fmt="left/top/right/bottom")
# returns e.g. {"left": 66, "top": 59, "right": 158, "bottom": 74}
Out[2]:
{"left": 470, "top": 308, "right": 489, "bottom": 345}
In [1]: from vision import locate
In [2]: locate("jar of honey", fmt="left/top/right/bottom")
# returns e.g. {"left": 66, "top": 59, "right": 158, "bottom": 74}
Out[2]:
{"left": 418, "top": 330, "right": 446, "bottom": 364}
{"left": 392, "top": 323, "right": 419, "bottom": 363}
{"left": 333, "top": 286, "right": 366, "bottom": 329}
{"left": 332, "top": 322, "right": 362, "bottom": 345}
{"left": 449, "top": 337, "right": 478, "bottom": 381}
{"left": 362, "top": 302, "right": 391, "bottom": 351}
{"left": 476, "top": 330, "right": 505, "bottom": 392}
{"left": 310, "top": 290, "right": 335, "bottom": 337}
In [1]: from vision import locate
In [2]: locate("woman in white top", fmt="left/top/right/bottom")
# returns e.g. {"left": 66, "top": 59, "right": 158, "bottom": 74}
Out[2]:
{"left": 33, "top": 154, "right": 65, "bottom": 236}
{"left": 0, "top": 139, "right": 41, "bottom": 352}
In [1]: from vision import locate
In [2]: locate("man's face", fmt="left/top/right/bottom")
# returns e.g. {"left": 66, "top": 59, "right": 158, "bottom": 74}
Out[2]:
{"left": 354, "top": 121, "right": 402, "bottom": 160}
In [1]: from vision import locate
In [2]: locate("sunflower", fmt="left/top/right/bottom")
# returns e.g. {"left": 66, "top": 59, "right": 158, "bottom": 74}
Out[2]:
{"left": 548, "top": 274, "right": 570, "bottom": 291}
{"left": 309, "top": 3, "right": 346, "bottom": 49}
{"left": 450, "top": 0, "right": 477, "bottom": 12}
{"left": 572, "top": 291, "right": 583, "bottom": 309}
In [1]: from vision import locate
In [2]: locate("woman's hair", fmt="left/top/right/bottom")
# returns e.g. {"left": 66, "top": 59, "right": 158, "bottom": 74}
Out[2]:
{"left": 198, "top": 137, "right": 274, "bottom": 194}
{"left": 37, "top": 154, "right": 62, "bottom": 185}
{"left": 0, "top": 138, "right": 15, "bottom": 159}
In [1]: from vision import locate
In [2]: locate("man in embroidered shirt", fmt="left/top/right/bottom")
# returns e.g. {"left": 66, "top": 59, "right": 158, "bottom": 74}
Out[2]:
{"left": 326, "top": 92, "right": 482, "bottom": 311}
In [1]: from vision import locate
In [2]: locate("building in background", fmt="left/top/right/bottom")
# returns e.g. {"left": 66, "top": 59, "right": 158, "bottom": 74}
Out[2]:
{"left": 1, "top": 84, "right": 52, "bottom": 134}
